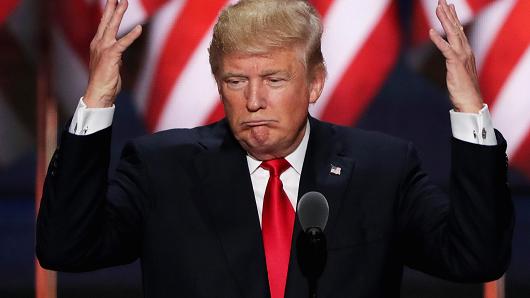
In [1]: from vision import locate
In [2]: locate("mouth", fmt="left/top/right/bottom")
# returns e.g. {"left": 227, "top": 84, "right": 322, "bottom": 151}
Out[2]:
{"left": 242, "top": 120, "right": 276, "bottom": 127}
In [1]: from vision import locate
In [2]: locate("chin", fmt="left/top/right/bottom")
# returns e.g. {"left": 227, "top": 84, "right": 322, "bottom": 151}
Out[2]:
{"left": 239, "top": 135, "right": 277, "bottom": 158}
{"left": 246, "top": 138, "right": 273, "bottom": 153}
{"left": 247, "top": 126, "right": 272, "bottom": 145}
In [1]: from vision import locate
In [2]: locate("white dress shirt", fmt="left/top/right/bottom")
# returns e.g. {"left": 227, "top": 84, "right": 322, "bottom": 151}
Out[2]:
{"left": 246, "top": 122, "right": 309, "bottom": 225}
{"left": 70, "top": 99, "right": 115, "bottom": 135}
{"left": 68, "top": 98, "right": 498, "bottom": 225}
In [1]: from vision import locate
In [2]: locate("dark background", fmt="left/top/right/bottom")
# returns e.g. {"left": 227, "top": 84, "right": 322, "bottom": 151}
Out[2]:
{"left": 0, "top": 0, "right": 528, "bottom": 297}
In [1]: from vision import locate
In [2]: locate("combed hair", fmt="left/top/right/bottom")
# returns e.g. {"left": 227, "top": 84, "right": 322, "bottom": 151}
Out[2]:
{"left": 208, "top": 0, "right": 325, "bottom": 77}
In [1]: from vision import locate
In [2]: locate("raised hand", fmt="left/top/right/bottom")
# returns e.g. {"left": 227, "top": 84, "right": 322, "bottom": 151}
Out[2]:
{"left": 429, "top": 0, "right": 483, "bottom": 113}
{"left": 83, "top": 0, "right": 142, "bottom": 108}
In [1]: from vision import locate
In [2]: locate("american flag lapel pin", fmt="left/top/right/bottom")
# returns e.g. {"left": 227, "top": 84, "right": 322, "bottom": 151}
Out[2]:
{"left": 330, "top": 164, "right": 341, "bottom": 175}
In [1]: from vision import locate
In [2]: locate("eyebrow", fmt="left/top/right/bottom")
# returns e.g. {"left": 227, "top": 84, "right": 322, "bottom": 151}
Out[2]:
{"left": 260, "top": 70, "right": 290, "bottom": 77}
{"left": 220, "top": 72, "right": 247, "bottom": 80}
{"left": 220, "top": 70, "right": 292, "bottom": 80}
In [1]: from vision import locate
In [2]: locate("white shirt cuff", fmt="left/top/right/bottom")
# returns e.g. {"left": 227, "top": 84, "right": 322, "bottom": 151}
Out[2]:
{"left": 450, "top": 104, "right": 497, "bottom": 146}
{"left": 68, "top": 98, "right": 115, "bottom": 135}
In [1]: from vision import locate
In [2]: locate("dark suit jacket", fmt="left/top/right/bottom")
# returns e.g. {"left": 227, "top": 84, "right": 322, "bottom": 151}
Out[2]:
{"left": 36, "top": 117, "right": 513, "bottom": 297}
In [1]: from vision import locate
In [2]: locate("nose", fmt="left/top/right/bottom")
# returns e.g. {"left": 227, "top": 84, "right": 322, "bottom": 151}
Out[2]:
{"left": 245, "top": 80, "right": 267, "bottom": 112}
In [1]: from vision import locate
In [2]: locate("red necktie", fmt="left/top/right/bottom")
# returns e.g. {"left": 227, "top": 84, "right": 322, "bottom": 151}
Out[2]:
{"left": 261, "top": 158, "right": 295, "bottom": 298}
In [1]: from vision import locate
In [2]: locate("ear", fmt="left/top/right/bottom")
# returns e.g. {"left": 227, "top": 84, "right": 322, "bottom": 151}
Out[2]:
{"left": 308, "top": 65, "right": 326, "bottom": 104}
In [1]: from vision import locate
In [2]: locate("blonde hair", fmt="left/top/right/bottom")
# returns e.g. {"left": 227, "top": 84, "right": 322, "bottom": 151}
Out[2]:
{"left": 208, "top": 0, "right": 325, "bottom": 77}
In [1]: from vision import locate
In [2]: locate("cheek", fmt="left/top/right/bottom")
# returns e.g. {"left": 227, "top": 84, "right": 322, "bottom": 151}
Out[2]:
{"left": 223, "top": 101, "right": 250, "bottom": 141}
{"left": 222, "top": 94, "right": 243, "bottom": 120}
{"left": 280, "top": 90, "right": 310, "bottom": 117}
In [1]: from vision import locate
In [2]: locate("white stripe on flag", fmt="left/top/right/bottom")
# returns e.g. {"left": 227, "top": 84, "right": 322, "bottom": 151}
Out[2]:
{"left": 469, "top": 0, "right": 516, "bottom": 71}
{"left": 491, "top": 45, "right": 530, "bottom": 157}
{"left": 155, "top": 24, "right": 220, "bottom": 130}
{"left": 134, "top": 0, "right": 186, "bottom": 114}
{"left": 310, "top": 0, "right": 389, "bottom": 117}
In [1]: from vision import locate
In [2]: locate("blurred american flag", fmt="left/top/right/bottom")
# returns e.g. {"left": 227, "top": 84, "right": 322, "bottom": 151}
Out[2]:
{"left": 2, "top": 0, "right": 529, "bottom": 180}
{"left": 413, "top": 0, "right": 530, "bottom": 181}
{"left": 52, "top": 0, "right": 400, "bottom": 132}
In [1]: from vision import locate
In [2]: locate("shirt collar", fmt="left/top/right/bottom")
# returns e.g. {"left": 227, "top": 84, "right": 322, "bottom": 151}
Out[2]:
{"left": 247, "top": 120, "right": 310, "bottom": 175}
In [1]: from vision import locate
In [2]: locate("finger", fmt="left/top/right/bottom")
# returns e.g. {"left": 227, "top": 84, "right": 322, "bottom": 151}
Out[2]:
{"left": 449, "top": 4, "right": 461, "bottom": 25}
{"left": 436, "top": 4, "right": 463, "bottom": 50}
{"left": 443, "top": 1, "right": 459, "bottom": 28}
{"left": 445, "top": 4, "right": 466, "bottom": 45}
{"left": 429, "top": 28, "right": 456, "bottom": 59}
{"left": 449, "top": 4, "right": 466, "bottom": 36}
{"left": 442, "top": 2, "right": 462, "bottom": 34}
{"left": 103, "top": 0, "right": 129, "bottom": 42}
{"left": 449, "top": 4, "right": 473, "bottom": 51}
{"left": 115, "top": 25, "right": 142, "bottom": 53}
{"left": 439, "top": 0, "right": 463, "bottom": 36}
{"left": 95, "top": 0, "right": 118, "bottom": 40}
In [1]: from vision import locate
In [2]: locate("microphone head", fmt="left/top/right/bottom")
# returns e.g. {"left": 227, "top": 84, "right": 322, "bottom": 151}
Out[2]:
{"left": 297, "top": 191, "right": 329, "bottom": 232}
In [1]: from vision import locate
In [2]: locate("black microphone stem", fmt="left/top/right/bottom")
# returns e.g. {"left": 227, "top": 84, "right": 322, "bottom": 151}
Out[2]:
{"left": 297, "top": 192, "right": 329, "bottom": 298}
{"left": 308, "top": 277, "right": 317, "bottom": 298}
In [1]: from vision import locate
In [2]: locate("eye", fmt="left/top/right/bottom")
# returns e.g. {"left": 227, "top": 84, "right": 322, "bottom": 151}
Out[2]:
{"left": 267, "top": 77, "right": 286, "bottom": 87}
{"left": 225, "top": 78, "right": 247, "bottom": 90}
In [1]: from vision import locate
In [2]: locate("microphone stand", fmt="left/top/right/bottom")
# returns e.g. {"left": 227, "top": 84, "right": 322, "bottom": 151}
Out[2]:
{"left": 308, "top": 277, "right": 318, "bottom": 298}
{"left": 297, "top": 227, "right": 327, "bottom": 298}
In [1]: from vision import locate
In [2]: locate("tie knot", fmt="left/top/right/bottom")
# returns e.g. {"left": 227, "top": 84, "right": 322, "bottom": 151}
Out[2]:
{"left": 261, "top": 158, "right": 291, "bottom": 177}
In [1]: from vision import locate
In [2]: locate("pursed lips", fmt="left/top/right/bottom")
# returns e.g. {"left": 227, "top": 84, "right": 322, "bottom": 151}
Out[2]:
{"left": 242, "top": 120, "right": 276, "bottom": 127}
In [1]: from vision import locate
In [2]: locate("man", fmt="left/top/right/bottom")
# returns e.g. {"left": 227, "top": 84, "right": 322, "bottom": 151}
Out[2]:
{"left": 37, "top": 0, "right": 513, "bottom": 297}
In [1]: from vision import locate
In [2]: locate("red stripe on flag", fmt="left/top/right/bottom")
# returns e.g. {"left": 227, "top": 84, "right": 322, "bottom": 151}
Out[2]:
{"left": 320, "top": 2, "right": 400, "bottom": 126}
{"left": 411, "top": 1, "right": 431, "bottom": 46}
{"left": 479, "top": 0, "right": 530, "bottom": 106}
{"left": 145, "top": 0, "right": 227, "bottom": 131}
{"left": 141, "top": 0, "right": 170, "bottom": 16}
{"left": 310, "top": 0, "right": 334, "bottom": 17}
{"left": 55, "top": 0, "right": 101, "bottom": 65}
{"left": 466, "top": 0, "right": 495, "bottom": 13}
{"left": 0, "top": 0, "right": 19, "bottom": 24}
{"left": 512, "top": 133, "right": 530, "bottom": 179}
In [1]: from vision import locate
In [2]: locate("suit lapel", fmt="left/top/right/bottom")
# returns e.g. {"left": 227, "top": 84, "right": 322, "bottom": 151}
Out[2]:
{"left": 192, "top": 125, "right": 269, "bottom": 298}
{"left": 191, "top": 118, "right": 356, "bottom": 298}
{"left": 299, "top": 118, "right": 355, "bottom": 235}
{"left": 285, "top": 117, "right": 355, "bottom": 298}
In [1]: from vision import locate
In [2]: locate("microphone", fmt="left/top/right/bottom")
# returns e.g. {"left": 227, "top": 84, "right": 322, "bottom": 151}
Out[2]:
{"left": 297, "top": 191, "right": 329, "bottom": 232}
{"left": 296, "top": 191, "right": 329, "bottom": 298}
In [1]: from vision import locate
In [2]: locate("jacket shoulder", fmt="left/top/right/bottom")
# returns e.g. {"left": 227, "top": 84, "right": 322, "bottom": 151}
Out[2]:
{"left": 317, "top": 120, "right": 411, "bottom": 153}
{"left": 129, "top": 120, "right": 228, "bottom": 153}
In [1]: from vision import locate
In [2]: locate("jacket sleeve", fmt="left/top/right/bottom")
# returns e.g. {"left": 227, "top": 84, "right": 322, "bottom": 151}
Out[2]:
{"left": 397, "top": 130, "right": 514, "bottom": 282}
{"left": 36, "top": 126, "right": 150, "bottom": 272}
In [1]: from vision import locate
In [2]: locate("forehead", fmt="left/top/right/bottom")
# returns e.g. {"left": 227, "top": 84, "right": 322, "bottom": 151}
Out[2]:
{"left": 219, "top": 48, "right": 305, "bottom": 75}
